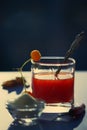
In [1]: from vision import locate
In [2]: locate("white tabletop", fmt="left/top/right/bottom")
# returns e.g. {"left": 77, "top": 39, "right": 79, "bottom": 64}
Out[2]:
{"left": 0, "top": 71, "right": 87, "bottom": 130}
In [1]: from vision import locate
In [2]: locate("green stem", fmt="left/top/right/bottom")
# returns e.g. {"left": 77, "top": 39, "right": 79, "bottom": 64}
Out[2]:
{"left": 20, "top": 59, "right": 31, "bottom": 70}
{"left": 19, "top": 58, "right": 31, "bottom": 92}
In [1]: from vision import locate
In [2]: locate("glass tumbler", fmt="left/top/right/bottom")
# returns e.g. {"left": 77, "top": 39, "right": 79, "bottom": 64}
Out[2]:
{"left": 31, "top": 57, "right": 75, "bottom": 113}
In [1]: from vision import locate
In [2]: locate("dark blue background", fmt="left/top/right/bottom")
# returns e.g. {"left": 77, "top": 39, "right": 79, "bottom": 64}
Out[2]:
{"left": 0, "top": 0, "right": 87, "bottom": 71}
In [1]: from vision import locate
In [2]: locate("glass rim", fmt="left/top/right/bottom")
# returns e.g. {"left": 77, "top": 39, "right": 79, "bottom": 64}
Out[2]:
{"left": 31, "top": 56, "right": 76, "bottom": 67}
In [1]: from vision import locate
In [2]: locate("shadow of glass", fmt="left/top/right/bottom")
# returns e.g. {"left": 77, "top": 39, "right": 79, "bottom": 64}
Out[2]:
{"left": 8, "top": 111, "right": 85, "bottom": 130}
{"left": 39, "top": 111, "right": 85, "bottom": 130}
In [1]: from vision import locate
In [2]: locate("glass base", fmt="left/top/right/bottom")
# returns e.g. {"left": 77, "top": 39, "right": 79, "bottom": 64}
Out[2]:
{"left": 43, "top": 103, "right": 72, "bottom": 113}
{"left": 39, "top": 103, "right": 72, "bottom": 122}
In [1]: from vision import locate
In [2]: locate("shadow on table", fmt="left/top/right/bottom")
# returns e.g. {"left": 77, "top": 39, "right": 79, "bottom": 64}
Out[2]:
{"left": 8, "top": 112, "right": 85, "bottom": 130}
{"left": 3, "top": 85, "right": 25, "bottom": 94}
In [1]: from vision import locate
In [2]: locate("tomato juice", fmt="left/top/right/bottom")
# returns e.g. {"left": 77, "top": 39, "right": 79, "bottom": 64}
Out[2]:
{"left": 32, "top": 72, "right": 74, "bottom": 103}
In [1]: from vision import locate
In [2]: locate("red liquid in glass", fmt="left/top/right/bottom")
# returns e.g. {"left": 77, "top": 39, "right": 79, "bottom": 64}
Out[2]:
{"left": 32, "top": 72, "right": 74, "bottom": 103}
